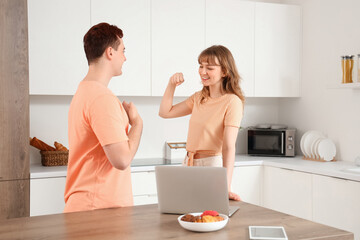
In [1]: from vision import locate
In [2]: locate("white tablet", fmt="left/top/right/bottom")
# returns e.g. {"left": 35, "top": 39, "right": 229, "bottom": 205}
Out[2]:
{"left": 249, "top": 226, "right": 288, "bottom": 240}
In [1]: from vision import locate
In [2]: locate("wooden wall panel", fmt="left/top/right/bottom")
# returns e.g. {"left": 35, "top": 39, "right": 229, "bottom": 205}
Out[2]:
{"left": 0, "top": 180, "right": 30, "bottom": 219}
{"left": 0, "top": 0, "right": 30, "bottom": 219}
{"left": 0, "top": 0, "right": 29, "bottom": 180}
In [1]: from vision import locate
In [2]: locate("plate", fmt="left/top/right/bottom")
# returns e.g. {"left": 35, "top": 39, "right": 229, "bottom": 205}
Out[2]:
{"left": 300, "top": 131, "right": 311, "bottom": 157}
{"left": 318, "top": 138, "right": 336, "bottom": 161}
{"left": 303, "top": 131, "right": 325, "bottom": 158}
{"left": 178, "top": 213, "right": 228, "bottom": 232}
{"left": 312, "top": 137, "right": 325, "bottom": 159}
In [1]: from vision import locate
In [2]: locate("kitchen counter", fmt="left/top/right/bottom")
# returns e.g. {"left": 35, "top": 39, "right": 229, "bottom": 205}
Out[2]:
{"left": 30, "top": 155, "right": 360, "bottom": 181}
{"left": 0, "top": 201, "right": 353, "bottom": 239}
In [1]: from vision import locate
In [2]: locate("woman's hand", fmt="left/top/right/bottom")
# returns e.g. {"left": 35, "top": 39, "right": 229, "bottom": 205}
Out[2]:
{"left": 169, "top": 72, "right": 185, "bottom": 87}
{"left": 229, "top": 191, "right": 241, "bottom": 201}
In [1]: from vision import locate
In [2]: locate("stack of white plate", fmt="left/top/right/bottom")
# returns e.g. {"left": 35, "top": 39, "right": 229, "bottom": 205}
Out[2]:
{"left": 300, "top": 130, "right": 336, "bottom": 161}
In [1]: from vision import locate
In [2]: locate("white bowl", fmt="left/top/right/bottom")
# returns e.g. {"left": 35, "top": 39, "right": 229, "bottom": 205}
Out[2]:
{"left": 177, "top": 212, "right": 228, "bottom": 232}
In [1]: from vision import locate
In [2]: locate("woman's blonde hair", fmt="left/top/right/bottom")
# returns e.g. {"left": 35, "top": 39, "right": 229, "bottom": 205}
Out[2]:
{"left": 198, "top": 45, "right": 245, "bottom": 104}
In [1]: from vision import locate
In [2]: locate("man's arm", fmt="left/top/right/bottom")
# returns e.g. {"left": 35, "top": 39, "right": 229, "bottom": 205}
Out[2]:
{"left": 103, "top": 101, "right": 143, "bottom": 170}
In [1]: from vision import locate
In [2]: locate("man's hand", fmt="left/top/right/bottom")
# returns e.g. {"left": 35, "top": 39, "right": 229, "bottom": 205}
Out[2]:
{"left": 122, "top": 101, "right": 142, "bottom": 126}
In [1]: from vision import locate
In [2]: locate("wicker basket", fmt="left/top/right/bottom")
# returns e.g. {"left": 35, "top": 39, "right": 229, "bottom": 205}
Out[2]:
{"left": 40, "top": 151, "right": 69, "bottom": 166}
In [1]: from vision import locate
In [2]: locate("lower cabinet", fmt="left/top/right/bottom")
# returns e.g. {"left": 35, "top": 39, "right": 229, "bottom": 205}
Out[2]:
{"left": 231, "top": 166, "right": 262, "bottom": 206}
{"left": 30, "top": 164, "right": 360, "bottom": 240}
{"left": 131, "top": 171, "right": 158, "bottom": 206}
{"left": 30, "top": 177, "right": 66, "bottom": 216}
{"left": 263, "top": 166, "right": 312, "bottom": 220}
{"left": 312, "top": 174, "right": 360, "bottom": 240}
{"left": 30, "top": 171, "right": 159, "bottom": 216}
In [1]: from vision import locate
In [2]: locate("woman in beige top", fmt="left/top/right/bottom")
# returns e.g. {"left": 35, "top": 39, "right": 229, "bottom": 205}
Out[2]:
{"left": 159, "top": 45, "right": 244, "bottom": 201}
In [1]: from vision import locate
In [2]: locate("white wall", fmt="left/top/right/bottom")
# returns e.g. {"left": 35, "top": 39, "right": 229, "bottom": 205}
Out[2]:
{"left": 30, "top": 96, "right": 280, "bottom": 164}
{"left": 279, "top": 0, "right": 360, "bottom": 162}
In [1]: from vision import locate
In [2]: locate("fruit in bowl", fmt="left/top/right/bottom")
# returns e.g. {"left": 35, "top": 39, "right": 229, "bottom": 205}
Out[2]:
{"left": 178, "top": 210, "right": 228, "bottom": 232}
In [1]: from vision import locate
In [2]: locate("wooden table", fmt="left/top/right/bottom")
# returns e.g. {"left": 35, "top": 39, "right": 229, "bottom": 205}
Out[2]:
{"left": 0, "top": 201, "right": 353, "bottom": 239}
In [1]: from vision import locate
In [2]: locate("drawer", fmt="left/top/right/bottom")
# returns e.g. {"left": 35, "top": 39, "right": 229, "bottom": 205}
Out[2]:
{"left": 131, "top": 171, "right": 157, "bottom": 196}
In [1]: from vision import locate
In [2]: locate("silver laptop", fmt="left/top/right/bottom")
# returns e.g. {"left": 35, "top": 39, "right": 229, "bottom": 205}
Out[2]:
{"left": 155, "top": 166, "right": 239, "bottom": 217}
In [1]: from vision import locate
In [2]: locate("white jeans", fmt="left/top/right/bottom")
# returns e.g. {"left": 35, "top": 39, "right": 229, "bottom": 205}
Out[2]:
{"left": 183, "top": 155, "right": 223, "bottom": 167}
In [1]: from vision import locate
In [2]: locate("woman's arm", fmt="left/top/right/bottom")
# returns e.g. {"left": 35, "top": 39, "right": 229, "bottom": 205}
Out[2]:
{"left": 222, "top": 126, "right": 241, "bottom": 201}
{"left": 159, "top": 73, "right": 192, "bottom": 118}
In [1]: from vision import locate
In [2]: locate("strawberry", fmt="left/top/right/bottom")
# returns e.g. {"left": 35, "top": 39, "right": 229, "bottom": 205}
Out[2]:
{"left": 201, "top": 210, "right": 219, "bottom": 217}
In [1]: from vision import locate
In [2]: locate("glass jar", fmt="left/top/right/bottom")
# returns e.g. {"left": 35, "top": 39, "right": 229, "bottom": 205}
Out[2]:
{"left": 342, "top": 55, "right": 354, "bottom": 83}
{"left": 349, "top": 55, "right": 354, "bottom": 83}
{"left": 341, "top": 56, "right": 346, "bottom": 83}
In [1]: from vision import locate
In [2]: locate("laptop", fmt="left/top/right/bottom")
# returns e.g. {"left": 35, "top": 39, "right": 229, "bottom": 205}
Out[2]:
{"left": 155, "top": 165, "right": 239, "bottom": 217}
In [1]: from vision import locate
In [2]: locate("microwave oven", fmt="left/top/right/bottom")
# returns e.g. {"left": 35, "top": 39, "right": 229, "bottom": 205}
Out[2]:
{"left": 247, "top": 127, "right": 296, "bottom": 157}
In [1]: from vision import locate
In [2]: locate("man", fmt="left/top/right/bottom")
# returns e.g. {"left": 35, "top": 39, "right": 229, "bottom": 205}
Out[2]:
{"left": 64, "top": 22, "right": 143, "bottom": 213}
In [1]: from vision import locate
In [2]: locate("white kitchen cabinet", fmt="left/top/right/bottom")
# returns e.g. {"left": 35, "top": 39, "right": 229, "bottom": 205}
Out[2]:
{"left": 30, "top": 177, "right": 66, "bottom": 216}
{"left": 206, "top": 0, "right": 255, "bottom": 97}
{"left": 131, "top": 171, "right": 158, "bottom": 206}
{"left": 91, "top": 0, "right": 151, "bottom": 96}
{"left": 133, "top": 195, "right": 158, "bottom": 206}
{"left": 231, "top": 166, "right": 262, "bottom": 205}
{"left": 151, "top": 0, "right": 205, "bottom": 97}
{"left": 254, "top": 3, "right": 301, "bottom": 97}
{"left": 312, "top": 175, "right": 360, "bottom": 240}
{"left": 29, "top": 170, "right": 158, "bottom": 217}
{"left": 28, "top": 0, "right": 90, "bottom": 95}
{"left": 263, "top": 166, "right": 312, "bottom": 220}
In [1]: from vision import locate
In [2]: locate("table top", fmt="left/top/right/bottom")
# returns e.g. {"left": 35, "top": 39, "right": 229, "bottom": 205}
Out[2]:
{"left": 0, "top": 201, "right": 353, "bottom": 240}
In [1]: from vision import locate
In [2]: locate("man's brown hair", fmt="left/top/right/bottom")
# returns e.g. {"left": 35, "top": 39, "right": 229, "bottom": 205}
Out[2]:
{"left": 83, "top": 22, "right": 123, "bottom": 65}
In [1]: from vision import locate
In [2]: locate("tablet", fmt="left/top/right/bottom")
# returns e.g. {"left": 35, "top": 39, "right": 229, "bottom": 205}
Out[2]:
{"left": 249, "top": 226, "right": 288, "bottom": 240}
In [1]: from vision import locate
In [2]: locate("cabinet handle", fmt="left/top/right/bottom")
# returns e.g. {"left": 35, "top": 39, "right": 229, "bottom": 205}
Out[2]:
{"left": 281, "top": 132, "right": 284, "bottom": 154}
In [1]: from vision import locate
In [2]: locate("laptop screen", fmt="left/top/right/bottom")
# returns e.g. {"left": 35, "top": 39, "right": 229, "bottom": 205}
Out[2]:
{"left": 155, "top": 166, "right": 231, "bottom": 215}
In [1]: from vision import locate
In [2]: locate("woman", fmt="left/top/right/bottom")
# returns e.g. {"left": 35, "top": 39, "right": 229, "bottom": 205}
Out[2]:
{"left": 159, "top": 45, "right": 244, "bottom": 201}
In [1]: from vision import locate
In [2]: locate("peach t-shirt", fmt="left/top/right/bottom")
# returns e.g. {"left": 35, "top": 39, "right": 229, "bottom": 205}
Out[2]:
{"left": 64, "top": 81, "right": 133, "bottom": 213}
{"left": 185, "top": 91, "right": 243, "bottom": 156}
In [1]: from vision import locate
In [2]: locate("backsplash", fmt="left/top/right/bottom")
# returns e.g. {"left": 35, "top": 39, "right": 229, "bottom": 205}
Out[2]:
{"left": 30, "top": 96, "right": 280, "bottom": 164}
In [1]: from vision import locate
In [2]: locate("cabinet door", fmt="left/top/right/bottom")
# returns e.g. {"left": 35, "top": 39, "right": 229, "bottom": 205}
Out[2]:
{"left": 254, "top": 3, "right": 301, "bottom": 97}
{"left": 133, "top": 195, "right": 158, "bottom": 206}
{"left": 91, "top": 0, "right": 151, "bottom": 96}
{"left": 206, "top": 0, "right": 255, "bottom": 97}
{"left": 30, "top": 177, "right": 66, "bottom": 216}
{"left": 312, "top": 175, "right": 360, "bottom": 240}
{"left": 151, "top": 0, "right": 205, "bottom": 96}
{"left": 231, "top": 166, "right": 262, "bottom": 205}
{"left": 28, "top": 0, "right": 90, "bottom": 95}
{"left": 263, "top": 166, "right": 312, "bottom": 220}
{"left": 131, "top": 171, "right": 158, "bottom": 205}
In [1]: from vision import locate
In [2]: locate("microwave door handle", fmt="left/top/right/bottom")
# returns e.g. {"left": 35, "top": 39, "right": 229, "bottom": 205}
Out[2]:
{"left": 281, "top": 132, "right": 284, "bottom": 154}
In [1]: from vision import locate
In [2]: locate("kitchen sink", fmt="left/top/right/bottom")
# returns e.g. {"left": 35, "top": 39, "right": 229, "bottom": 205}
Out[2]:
{"left": 342, "top": 167, "right": 360, "bottom": 174}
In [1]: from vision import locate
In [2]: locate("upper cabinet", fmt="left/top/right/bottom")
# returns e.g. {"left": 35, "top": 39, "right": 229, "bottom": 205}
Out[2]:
{"left": 151, "top": 0, "right": 205, "bottom": 97}
{"left": 28, "top": 0, "right": 90, "bottom": 95}
{"left": 254, "top": 3, "right": 301, "bottom": 97}
{"left": 91, "top": 0, "right": 151, "bottom": 96}
{"left": 28, "top": 1, "right": 301, "bottom": 97}
{"left": 206, "top": 0, "right": 255, "bottom": 97}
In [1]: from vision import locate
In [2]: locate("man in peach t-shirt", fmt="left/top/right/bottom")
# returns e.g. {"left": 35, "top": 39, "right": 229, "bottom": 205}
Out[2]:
{"left": 64, "top": 23, "right": 143, "bottom": 213}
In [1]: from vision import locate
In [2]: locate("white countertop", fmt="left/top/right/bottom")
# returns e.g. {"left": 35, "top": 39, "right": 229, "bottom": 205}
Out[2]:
{"left": 30, "top": 155, "right": 360, "bottom": 182}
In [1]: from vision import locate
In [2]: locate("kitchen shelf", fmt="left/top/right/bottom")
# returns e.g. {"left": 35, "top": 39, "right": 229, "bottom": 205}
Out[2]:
{"left": 327, "top": 82, "right": 360, "bottom": 89}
